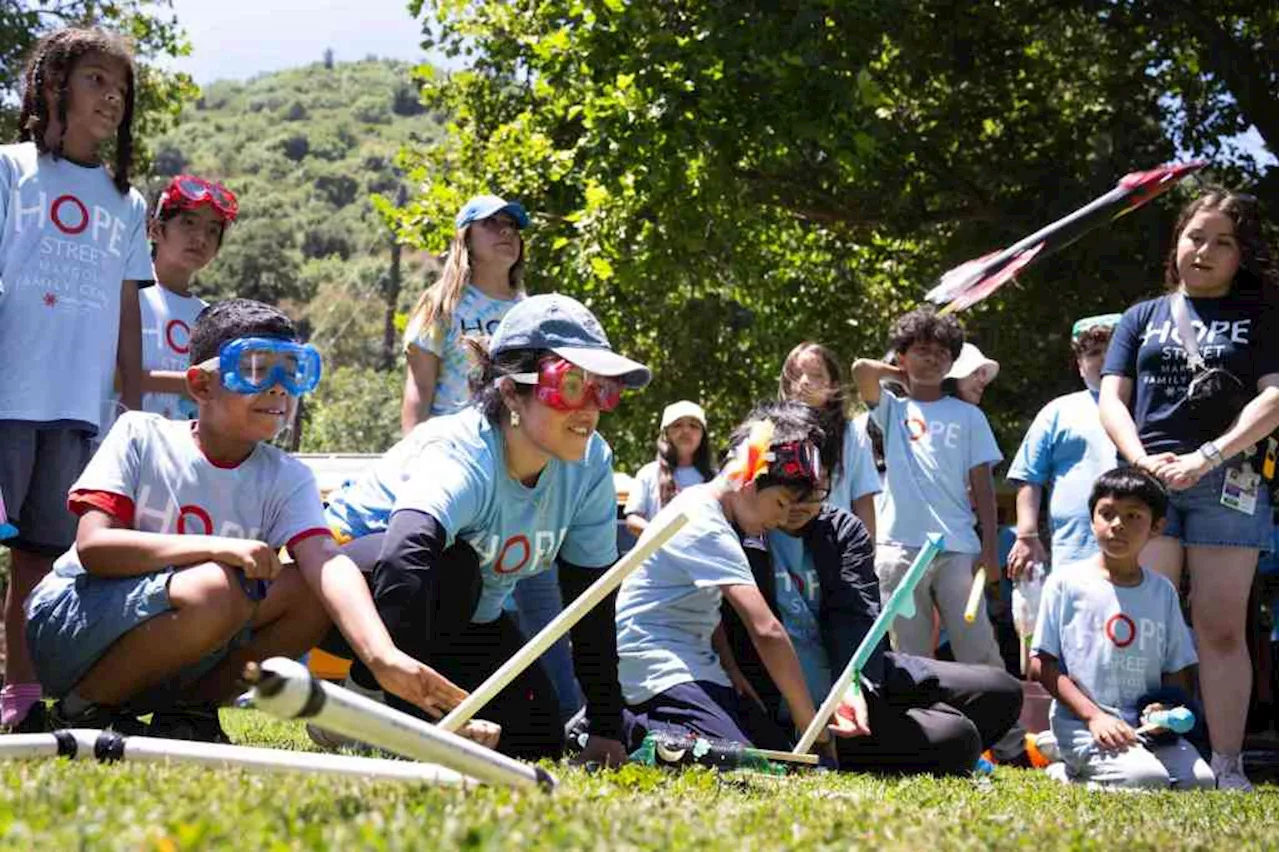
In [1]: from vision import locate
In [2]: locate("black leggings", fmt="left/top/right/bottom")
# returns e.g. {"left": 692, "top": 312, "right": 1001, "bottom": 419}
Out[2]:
{"left": 320, "top": 534, "right": 564, "bottom": 760}
{"left": 834, "top": 654, "right": 1023, "bottom": 776}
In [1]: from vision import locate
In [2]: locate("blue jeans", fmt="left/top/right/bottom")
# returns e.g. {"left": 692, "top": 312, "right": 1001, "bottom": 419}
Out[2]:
{"left": 1162, "top": 463, "right": 1273, "bottom": 550}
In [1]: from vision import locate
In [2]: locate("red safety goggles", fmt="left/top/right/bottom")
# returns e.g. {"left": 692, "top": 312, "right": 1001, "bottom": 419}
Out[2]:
{"left": 156, "top": 175, "right": 239, "bottom": 223}
{"left": 509, "top": 358, "right": 623, "bottom": 412}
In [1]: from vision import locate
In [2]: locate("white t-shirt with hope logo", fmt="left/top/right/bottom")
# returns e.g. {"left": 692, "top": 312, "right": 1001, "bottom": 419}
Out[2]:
{"left": 140, "top": 284, "right": 207, "bottom": 420}
{"left": 49, "top": 412, "right": 329, "bottom": 579}
{"left": 0, "top": 142, "right": 151, "bottom": 432}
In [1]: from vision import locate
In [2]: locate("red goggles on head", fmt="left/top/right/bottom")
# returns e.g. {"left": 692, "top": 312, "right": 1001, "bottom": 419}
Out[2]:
{"left": 157, "top": 175, "right": 239, "bottom": 223}
{"left": 509, "top": 358, "right": 623, "bottom": 412}
{"left": 766, "top": 440, "right": 823, "bottom": 493}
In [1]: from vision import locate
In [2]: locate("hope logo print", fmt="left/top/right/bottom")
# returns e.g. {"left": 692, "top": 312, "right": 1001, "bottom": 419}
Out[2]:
{"left": 906, "top": 417, "right": 928, "bottom": 441}
{"left": 1104, "top": 613, "right": 1136, "bottom": 648}
{"left": 50, "top": 195, "right": 90, "bottom": 235}
{"left": 176, "top": 505, "right": 214, "bottom": 535}
{"left": 492, "top": 535, "right": 531, "bottom": 575}
{"left": 165, "top": 319, "right": 192, "bottom": 355}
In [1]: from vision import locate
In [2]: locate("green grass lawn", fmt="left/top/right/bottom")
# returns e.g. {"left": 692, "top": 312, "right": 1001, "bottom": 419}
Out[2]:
{"left": 0, "top": 709, "right": 1273, "bottom": 851}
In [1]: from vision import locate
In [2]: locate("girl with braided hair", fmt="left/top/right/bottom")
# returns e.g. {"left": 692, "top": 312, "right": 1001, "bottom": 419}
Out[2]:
{"left": 0, "top": 27, "right": 151, "bottom": 733}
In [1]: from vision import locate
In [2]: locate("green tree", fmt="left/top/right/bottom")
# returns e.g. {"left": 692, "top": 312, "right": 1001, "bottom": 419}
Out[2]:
{"left": 395, "top": 0, "right": 1274, "bottom": 468}
{"left": 1, "top": 0, "right": 197, "bottom": 169}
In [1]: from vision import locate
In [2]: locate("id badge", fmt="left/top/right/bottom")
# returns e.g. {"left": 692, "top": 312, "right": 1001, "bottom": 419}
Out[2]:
{"left": 1221, "top": 464, "right": 1260, "bottom": 516}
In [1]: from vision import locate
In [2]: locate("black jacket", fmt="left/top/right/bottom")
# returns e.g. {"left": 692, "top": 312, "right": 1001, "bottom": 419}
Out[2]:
{"left": 721, "top": 505, "right": 887, "bottom": 716}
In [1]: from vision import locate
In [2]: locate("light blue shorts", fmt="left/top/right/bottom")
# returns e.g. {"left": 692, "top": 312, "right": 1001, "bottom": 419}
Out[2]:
{"left": 1161, "top": 463, "right": 1273, "bottom": 550}
{"left": 25, "top": 569, "right": 252, "bottom": 703}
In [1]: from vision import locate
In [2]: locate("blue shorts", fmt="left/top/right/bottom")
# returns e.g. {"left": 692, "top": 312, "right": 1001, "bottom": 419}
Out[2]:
{"left": 621, "top": 680, "right": 790, "bottom": 753}
{"left": 25, "top": 569, "right": 252, "bottom": 703}
{"left": 1161, "top": 463, "right": 1273, "bottom": 550}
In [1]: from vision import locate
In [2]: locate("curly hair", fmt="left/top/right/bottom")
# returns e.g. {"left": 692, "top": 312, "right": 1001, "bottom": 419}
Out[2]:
{"left": 777, "top": 341, "right": 848, "bottom": 486}
{"left": 887, "top": 306, "right": 964, "bottom": 359}
{"left": 17, "top": 27, "right": 136, "bottom": 194}
{"left": 1164, "top": 189, "right": 1277, "bottom": 307}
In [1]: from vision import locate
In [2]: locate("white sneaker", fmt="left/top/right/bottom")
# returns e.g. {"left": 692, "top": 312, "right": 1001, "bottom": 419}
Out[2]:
{"left": 1045, "top": 762, "right": 1070, "bottom": 784}
{"left": 1210, "top": 752, "right": 1253, "bottom": 792}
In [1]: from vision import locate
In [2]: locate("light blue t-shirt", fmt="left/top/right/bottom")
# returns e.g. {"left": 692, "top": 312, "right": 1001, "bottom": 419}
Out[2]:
{"left": 1031, "top": 564, "right": 1196, "bottom": 726}
{"left": 0, "top": 142, "right": 151, "bottom": 431}
{"left": 1007, "top": 390, "right": 1118, "bottom": 570}
{"left": 623, "top": 460, "right": 707, "bottom": 522}
{"left": 616, "top": 484, "right": 754, "bottom": 704}
{"left": 391, "top": 407, "right": 618, "bottom": 623}
{"left": 324, "top": 420, "right": 447, "bottom": 539}
{"left": 767, "top": 530, "right": 833, "bottom": 710}
{"left": 827, "top": 418, "right": 882, "bottom": 513}
{"left": 404, "top": 285, "right": 522, "bottom": 417}
{"left": 871, "top": 391, "right": 1003, "bottom": 553}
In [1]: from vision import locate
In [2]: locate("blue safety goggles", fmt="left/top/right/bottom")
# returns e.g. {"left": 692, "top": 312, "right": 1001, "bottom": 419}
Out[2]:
{"left": 198, "top": 337, "right": 323, "bottom": 396}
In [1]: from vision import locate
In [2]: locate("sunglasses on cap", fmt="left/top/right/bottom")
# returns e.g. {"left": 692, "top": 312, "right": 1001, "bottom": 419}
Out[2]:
{"left": 157, "top": 175, "right": 239, "bottom": 223}
{"left": 195, "top": 337, "right": 322, "bottom": 397}
{"left": 508, "top": 358, "right": 623, "bottom": 412}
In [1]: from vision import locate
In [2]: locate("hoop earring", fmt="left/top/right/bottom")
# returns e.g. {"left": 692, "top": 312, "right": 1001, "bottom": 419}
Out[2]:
{"left": 510, "top": 409, "right": 520, "bottom": 428}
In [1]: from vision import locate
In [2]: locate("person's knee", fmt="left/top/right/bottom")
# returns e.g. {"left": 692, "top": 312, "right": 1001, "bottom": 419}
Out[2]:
{"left": 1195, "top": 619, "right": 1246, "bottom": 656}
{"left": 1123, "top": 762, "right": 1171, "bottom": 790}
{"left": 170, "top": 563, "right": 255, "bottom": 638}
{"left": 927, "top": 715, "right": 983, "bottom": 775}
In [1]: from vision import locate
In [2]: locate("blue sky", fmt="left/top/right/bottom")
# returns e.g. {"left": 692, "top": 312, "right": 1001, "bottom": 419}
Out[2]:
{"left": 161, "top": 0, "right": 432, "bottom": 84}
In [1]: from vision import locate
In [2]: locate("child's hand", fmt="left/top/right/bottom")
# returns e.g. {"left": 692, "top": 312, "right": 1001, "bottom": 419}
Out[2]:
{"left": 1139, "top": 703, "right": 1168, "bottom": 725}
{"left": 214, "top": 538, "right": 284, "bottom": 580}
{"left": 1088, "top": 713, "right": 1137, "bottom": 750}
{"left": 458, "top": 718, "right": 501, "bottom": 749}
{"left": 830, "top": 688, "right": 871, "bottom": 739}
{"left": 573, "top": 735, "right": 629, "bottom": 768}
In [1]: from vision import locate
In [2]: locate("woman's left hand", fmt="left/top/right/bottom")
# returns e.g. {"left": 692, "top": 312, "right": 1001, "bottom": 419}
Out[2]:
{"left": 1162, "top": 452, "right": 1213, "bottom": 491}
{"left": 573, "top": 735, "right": 629, "bottom": 768}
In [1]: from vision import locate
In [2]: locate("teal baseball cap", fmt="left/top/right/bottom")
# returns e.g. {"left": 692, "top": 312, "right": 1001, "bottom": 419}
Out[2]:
{"left": 455, "top": 195, "right": 529, "bottom": 230}
{"left": 1071, "top": 313, "right": 1122, "bottom": 341}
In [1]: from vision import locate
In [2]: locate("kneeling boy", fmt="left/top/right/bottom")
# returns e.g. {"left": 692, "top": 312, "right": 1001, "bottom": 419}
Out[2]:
{"left": 1032, "top": 467, "right": 1214, "bottom": 789}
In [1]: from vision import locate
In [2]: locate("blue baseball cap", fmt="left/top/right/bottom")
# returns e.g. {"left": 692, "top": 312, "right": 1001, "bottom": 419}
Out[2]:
{"left": 490, "top": 294, "right": 651, "bottom": 389}
{"left": 455, "top": 195, "right": 530, "bottom": 230}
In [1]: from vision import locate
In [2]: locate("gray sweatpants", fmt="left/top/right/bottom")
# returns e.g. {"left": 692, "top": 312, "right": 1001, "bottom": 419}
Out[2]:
{"left": 1054, "top": 718, "right": 1215, "bottom": 790}
{"left": 875, "top": 543, "right": 1004, "bottom": 668}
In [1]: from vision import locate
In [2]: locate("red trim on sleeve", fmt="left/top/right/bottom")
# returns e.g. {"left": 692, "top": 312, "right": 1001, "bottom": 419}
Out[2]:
{"left": 68, "top": 490, "right": 136, "bottom": 525}
{"left": 286, "top": 527, "right": 334, "bottom": 554}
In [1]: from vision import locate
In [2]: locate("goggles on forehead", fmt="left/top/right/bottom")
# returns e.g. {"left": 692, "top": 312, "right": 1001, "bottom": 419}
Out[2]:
{"left": 766, "top": 440, "right": 823, "bottom": 493}
{"left": 157, "top": 175, "right": 239, "bottom": 223}
{"left": 508, "top": 358, "right": 623, "bottom": 412}
{"left": 196, "top": 337, "right": 322, "bottom": 396}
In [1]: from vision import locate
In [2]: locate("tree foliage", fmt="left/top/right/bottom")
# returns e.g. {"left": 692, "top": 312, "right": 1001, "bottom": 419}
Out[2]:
{"left": 394, "top": 0, "right": 1276, "bottom": 468}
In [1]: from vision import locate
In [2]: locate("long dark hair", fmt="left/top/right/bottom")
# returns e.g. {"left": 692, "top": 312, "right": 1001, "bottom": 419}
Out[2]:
{"left": 1164, "top": 189, "right": 1277, "bottom": 307}
{"left": 778, "top": 341, "right": 847, "bottom": 485}
{"left": 464, "top": 340, "right": 544, "bottom": 424}
{"left": 18, "top": 27, "right": 137, "bottom": 194}
{"left": 655, "top": 419, "right": 715, "bottom": 507}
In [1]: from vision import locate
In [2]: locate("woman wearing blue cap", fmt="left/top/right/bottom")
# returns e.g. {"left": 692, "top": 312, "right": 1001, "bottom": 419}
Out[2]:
{"left": 400, "top": 194, "right": 529, "bottom": 434}
{"left": 323, "top": 294, "right": 650, "bottom": 765}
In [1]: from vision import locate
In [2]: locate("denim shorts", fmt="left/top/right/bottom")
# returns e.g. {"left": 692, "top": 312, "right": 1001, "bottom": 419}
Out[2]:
{"left": 1161, "top": 463, "right": 1273, "bottom": 550}
{"left": 25, "top": 568, "right": 252, "bottom": 702}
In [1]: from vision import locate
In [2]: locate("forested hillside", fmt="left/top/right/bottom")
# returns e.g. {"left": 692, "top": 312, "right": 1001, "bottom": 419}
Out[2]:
{"left": 150, "top": 58, "right": 444, "bottom": 454}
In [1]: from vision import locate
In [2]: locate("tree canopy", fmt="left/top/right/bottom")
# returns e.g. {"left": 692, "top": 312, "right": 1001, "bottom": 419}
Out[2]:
{"left": 392, "top": 0, "right": 1276, "bottom": 466}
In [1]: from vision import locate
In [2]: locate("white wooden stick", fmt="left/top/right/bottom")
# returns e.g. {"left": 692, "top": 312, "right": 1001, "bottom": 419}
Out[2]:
{"left": 248, "top": 657, "right": 553, "bottom": 790}
{"left": 0, "top": 728, "right": 468, "bottom": 785}
{"left": 438, "top": 509, "right": 690, "bottom": 733}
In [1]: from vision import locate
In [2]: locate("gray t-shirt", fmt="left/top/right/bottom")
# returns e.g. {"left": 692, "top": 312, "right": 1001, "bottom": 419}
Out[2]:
{"left": 616, "top": 483, "right": 752, "bottom": 704}
{"left": 1031, "top": 563, "right": 1197, "bottom": 725}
